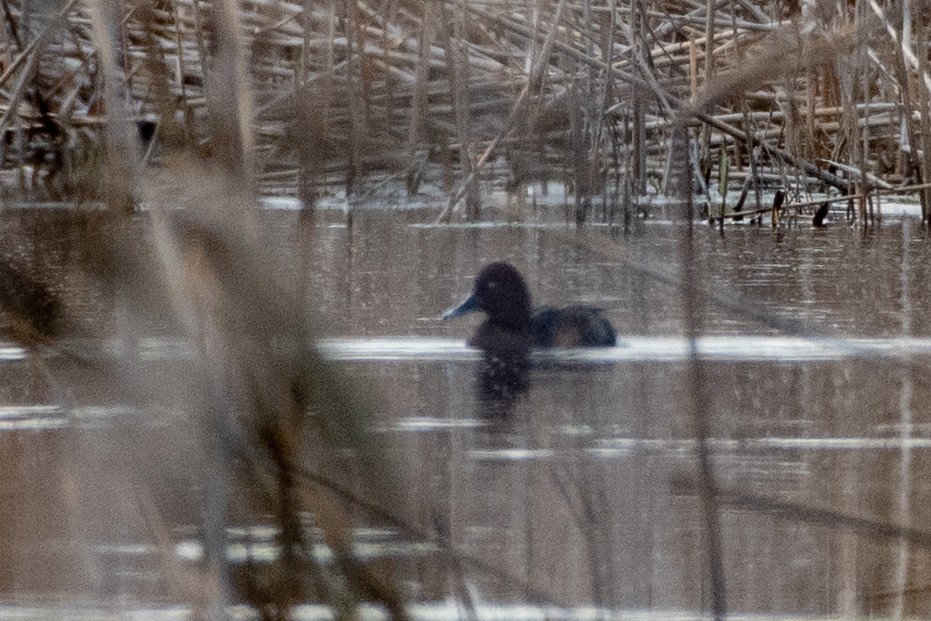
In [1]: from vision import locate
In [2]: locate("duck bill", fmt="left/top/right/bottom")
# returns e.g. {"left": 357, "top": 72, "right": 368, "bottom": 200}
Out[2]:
{"left": 441, "top": 293, "right": 479, "bottom": 319}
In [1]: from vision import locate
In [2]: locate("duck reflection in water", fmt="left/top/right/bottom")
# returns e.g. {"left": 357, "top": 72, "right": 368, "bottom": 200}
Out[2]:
{"left": 442, "top": 262, "right": 616, "bottom": 414}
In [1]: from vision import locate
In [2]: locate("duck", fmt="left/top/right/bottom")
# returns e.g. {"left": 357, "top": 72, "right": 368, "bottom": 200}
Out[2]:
{"left": 442, "top": 262, "right": 617, "bottom": 349}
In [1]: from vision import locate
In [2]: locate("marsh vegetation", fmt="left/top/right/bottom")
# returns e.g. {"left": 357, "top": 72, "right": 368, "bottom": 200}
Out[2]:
{"left": 1, "top": 1, "right": 931, "bottom": 620}
{"left": 2, "top": 0, "right": 931, "bottom": 220}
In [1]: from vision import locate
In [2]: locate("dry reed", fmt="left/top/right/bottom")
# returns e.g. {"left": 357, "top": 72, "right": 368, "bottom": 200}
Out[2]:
{"left": 0, "top": 0, "right": 926, "bottom": 222}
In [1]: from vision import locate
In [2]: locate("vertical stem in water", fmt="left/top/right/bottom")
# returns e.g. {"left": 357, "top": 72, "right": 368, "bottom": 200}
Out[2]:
{"left": 892, "top": 218, "right": 913, "bottom": 621}
{"left": 914, "top": 25, "right": 931, "bottom": 226}
{"left": 739, "top": 95, "right": 763, "bottom": 210}
{"left": 672, "top": 119, "right": 728, "bottom": 620}
{"left": 631, "top": 1, "right": 647, "bottom": 199}
{"left": 718, "top": 150, "right": 728, "bottom": 234}
{"left": 439, "top": 0, "right": 478, "bottom": 219}
{"left": 406, "top": 2, "right": 433, "bottom": 194}
{"left": 891, "top": 12, "right": 924, "bottom": 223}
{"left": 87, "top": 0, "right": 140, "bottom": 211}
{"left": 838, "top": 67, "right": 860, "bottom": 222}
{"left": 598, "top": 0, "right": 617, "bottom": 223}
{"left": 698, "top": 0, "right": 715, "bottom": 184}
{"left": 342, "top": 0, "right": 362, "bottom": 198}
{"left": 296, "top": 0, "right": 319, "bottom": 212}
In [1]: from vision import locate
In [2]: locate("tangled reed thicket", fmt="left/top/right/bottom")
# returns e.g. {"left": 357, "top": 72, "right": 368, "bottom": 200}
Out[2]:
{"left": 3, "top": 0, "right": 931, "bottom": 221}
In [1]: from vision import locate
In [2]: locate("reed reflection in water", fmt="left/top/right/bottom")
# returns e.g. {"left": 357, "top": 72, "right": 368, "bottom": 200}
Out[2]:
{"left": 0, "top": 207, "right": 930, "bottom": 618}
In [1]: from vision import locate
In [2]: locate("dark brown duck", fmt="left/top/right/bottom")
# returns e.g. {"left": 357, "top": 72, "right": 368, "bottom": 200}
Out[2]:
{"left": 442, "top": 262, "right": 617, "bottom": 349}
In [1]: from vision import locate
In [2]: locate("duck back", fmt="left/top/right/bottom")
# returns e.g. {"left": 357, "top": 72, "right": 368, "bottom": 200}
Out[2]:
{"left": 531, "top": 305, "right": 617, "bottom": 347}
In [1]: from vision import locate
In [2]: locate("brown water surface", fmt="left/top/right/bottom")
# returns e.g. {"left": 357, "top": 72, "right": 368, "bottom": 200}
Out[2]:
{"left": 1, "top": 205, "right": 930, "bottom": 619}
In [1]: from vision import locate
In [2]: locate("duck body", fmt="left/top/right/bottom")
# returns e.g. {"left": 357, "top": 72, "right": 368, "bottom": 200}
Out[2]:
{"left": 443, "top": 262, "right": 616, "bottom": 349}
{"left": 531, "top": 305, "right": 616, "bottom": 347}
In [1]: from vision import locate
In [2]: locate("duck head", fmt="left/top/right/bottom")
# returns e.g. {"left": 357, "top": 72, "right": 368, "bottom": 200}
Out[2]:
{"left": 442, "top": 262, "right": 532, "bottom": 331}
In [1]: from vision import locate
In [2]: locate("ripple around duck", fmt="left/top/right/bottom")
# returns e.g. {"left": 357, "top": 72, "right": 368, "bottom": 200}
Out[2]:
{"left": 317, "top": 336, "right": 931, "bottom": 363}
{"left": 0, "top": 602, "right": 846, "bottom": 621}
{"left": 3, "top": 335, "right": 931, "bottom": 365}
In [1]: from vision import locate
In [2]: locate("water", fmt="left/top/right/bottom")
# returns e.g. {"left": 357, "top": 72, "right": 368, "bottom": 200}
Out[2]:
{"left": 1, "top": 204, "right": 930, "bottom": 618}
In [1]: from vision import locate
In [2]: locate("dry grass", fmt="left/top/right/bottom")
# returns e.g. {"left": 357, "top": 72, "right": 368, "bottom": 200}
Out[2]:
{"left": 0, "top": 0, "right": 928, "bottom": 222}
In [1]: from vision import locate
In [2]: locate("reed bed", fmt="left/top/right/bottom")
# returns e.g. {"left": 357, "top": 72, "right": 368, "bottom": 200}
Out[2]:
{"left": 1, "top": 0, "right": 929, "bottom": 222}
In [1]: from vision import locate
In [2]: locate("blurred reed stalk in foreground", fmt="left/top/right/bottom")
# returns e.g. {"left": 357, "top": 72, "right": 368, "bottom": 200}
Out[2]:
{"left": 0, "top": 0, "right": 413, "bottom": 618}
